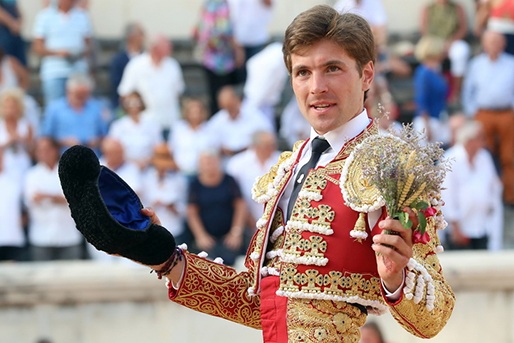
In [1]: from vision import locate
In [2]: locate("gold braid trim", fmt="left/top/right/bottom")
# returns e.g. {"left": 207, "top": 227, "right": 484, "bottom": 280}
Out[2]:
{"left": 252, "top": 149, "right": 296, "bottom": 201}
{"left": 170, "top": 253, "right": 262, "bottom": 329}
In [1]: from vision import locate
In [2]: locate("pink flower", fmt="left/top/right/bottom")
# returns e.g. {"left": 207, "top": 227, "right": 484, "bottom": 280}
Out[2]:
{"left": 413, "top": 230, "right": 431, "bottom": 244}
{"left": 421, "top": 207, "right": 437, "bottom": 217}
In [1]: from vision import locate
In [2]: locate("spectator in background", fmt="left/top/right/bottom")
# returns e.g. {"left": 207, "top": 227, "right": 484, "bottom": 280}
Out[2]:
{"left": 242, "top": 41, "right": 288, "bottom": 130}
{"left": 462, "top": 30, "right": 514, "bottom": 205}
{"left": 24, "top": 137, "right": 83, "bottom": 261}
{"left": 0, "top": 48, "right": 41, "bottom": 134}
{"left": 0, "top": 146, "right": 25, "bottom": 261}
{"left": 142, "top": 143, "right": 188, "bottom": 244}
{"left": 207, "top": 85, "right": 272, "bottom": 162}
{"left": 109, "top": 22, "right": 145, "bottom": 110}
{"left": 99, "top": 137, "right": 142, "bottom": 194}
{"left": 0, "top": 47, "right": 29, "bottom": 92}
{"left": 475, "top": 0, "right": 514, "bottom": 55}
{"left": 413, "top": 35, "right": 450, "bottom": 145}
{"left": 279, "top": 96, "right": 310, "bottom": 149}
{"left": 0, "top": 0, "right": 26, "bottom": 66}
{"left": 193, "top": 0, "right": 244, "bottom": 116}
{"left": 169, "top": 97, "right": 213, "bottom": 177}
{"left": 40, "top": 73, "right": 109, "bottom": 155}
{"left": 446, "top": 112, "right": 467, "bottom": 147}
{"left": 187, "top": 150, "right": 247, "bottom": 266}
{"left": 228, "top": 0, "right": 274, "bottom": 83}
{"left": 0, "top": 87, "right": 33, "bottom": 179}
{"left": 118, "top": 34, "right": 185, "bottom": 141}
{"left": 334, "top": 0, "right": 387, "bottom": 49}
{"left": 107, "top": 91, "right": 162, "bottom": 170}
{"left": 420, "top": 0, "right": 470, "bottom": 105}
{"left": 226, "top": 130, "right": 280, "bottom": 233}
{"left": 442, "top": 120, "right": 503, "bottom": 250}
{"left": 32, "top": 0, "right": 93, "bottom": 105}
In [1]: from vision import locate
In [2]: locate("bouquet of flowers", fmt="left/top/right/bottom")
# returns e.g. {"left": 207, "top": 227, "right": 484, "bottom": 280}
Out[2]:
{"left": 340, "top": 123, "right": 450, "bottom": 242}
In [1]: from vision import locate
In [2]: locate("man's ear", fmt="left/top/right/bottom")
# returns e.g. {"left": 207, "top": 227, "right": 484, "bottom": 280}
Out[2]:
{"left": 362, "top": 61, "right": 375, "bottom": 92}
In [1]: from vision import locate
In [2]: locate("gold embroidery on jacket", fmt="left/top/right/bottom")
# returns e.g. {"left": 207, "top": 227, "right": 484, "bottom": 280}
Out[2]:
{"left": 173, "top": 254, "right": 261, "bottom": 329}
{"left": 287, "top": 298, "right": 366, "bottom": 343}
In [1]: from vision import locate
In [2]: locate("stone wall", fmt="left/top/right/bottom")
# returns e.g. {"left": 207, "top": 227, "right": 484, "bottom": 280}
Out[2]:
{"left": 1, "top": 251, "right": 514, "bottom": 343}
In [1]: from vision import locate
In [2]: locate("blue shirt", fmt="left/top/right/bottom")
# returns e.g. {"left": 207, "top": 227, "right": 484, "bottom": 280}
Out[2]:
{"left": 462, "top": 52, "right": 514, "bottom": 116}
{"left": 40, "top": 97, "right": 109, "bottom": 154}
{"left": 414, "top": 64, "right": 449, "bottom": 119}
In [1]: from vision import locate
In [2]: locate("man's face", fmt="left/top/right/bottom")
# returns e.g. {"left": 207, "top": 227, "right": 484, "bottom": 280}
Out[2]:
{"left": 218, "top": 89, "right": 240, "bottom": 118}
{"left": 35, "top": 139, "right": 59, "bottom": 166}
{"left": 290, "top": 39, "right": 374, "bottom": 135}
{"left": 255, "top": 133, "right": 276, "bottom": 159}
{"left": 58, "top": 0, "right": 76, "bottom": 10}
{"left": 68, "top": 85, "right": 91, "bottom": 106}
{"left": 483, "top": 31, "right": 505, "bottom": 58}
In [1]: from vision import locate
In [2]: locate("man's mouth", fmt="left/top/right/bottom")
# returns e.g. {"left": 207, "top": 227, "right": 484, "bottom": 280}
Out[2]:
{"left": 311, "top": 103, "right": 333, "bottom": 110}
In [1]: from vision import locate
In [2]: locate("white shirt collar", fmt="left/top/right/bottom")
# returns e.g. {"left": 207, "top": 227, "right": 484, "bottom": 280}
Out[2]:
{"left": 308, "top": 108, "right": 371, "bottom": 154}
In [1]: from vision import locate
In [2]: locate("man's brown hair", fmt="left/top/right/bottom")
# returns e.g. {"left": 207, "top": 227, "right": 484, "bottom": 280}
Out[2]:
{"left": 282, "top": 5, "right": 376, "bottom": 76}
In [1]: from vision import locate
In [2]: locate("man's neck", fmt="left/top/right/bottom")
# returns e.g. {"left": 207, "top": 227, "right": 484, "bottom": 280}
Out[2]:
{"left": 68, "top": 99, "right": 87, "bottom": 111}
{"left": 150, "top": 53, "right": 164, "bottom": 66}
{"left": 58, "top": 5, "right": 73, "bottom": 13}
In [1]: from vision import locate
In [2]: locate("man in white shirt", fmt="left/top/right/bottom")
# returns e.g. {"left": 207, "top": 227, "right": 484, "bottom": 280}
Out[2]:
{"left": 24, "top": 137, "right": 83, "bottom": 260}
{"left": 442, "top": 120, "right": 503, "bottom": 250}
{"left": 118, "top": 34, "right": 185, "bottom": 140}
{"left": 207, "top": 85, "right": 273, "bottom": 162}
{"left": 462, "top": 30, "right": 514, "bottom": 205}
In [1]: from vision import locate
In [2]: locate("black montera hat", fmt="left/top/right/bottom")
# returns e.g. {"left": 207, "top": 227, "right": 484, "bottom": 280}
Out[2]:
{"left": 58, "top": 145, "right": 176, "bottom": 265}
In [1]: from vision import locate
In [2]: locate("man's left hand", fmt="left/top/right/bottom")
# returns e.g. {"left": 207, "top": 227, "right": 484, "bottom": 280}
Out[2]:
{"left": 372, "top": 208, "right": 418, "bottom": 293}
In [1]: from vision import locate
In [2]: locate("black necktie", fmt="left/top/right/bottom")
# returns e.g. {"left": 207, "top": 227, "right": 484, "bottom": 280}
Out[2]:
{"left": 287, "top": 137, "right": 331, "bottom": 220}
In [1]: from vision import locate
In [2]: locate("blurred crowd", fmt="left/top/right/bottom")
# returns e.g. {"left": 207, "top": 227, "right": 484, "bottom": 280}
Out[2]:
{"left": 1, "top": 0, "right": 513, "bottom": 266}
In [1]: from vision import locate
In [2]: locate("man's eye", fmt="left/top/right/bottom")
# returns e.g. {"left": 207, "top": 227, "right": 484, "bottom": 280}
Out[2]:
{"left": 327, "top": 66, "right": 340, "bottom": 72}
{"left": 296, "top": 70, "right": 309, "bottom": 77}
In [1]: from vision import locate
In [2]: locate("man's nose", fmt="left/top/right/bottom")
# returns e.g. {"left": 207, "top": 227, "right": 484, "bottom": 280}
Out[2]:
{"left": 310, "top": 72, "right": 328, "bottom": 94}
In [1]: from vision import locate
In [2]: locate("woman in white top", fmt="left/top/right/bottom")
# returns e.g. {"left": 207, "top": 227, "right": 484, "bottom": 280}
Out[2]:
{"left": 0, "top": 145, "right": 25, "bottom": 261}
{"left": 0, "top": 87, "right": 34, "bottom": 181}
{"left": 169, "top": 97, "right": 213, "bottom": 176}
{"left": 107, "top": 91, "right": 162, "bottom": 170}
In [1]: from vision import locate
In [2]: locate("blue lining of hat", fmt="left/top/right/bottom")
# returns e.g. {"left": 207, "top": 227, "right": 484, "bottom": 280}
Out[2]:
{"left": 98, "top": 167, "right": 150, "bottom": 231}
